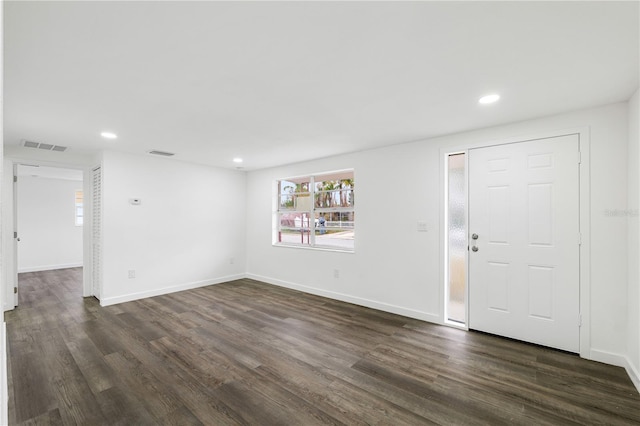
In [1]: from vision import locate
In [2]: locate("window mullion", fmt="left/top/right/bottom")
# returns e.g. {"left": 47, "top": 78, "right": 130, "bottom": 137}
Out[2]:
{"left": 309, "top": 175, "right": 315, "bottom": 247}
{"left": 276, "top": 180, "right": 282, "bottom": 243}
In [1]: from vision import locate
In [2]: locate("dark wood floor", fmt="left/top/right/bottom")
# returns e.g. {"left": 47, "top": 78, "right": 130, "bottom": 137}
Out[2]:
{"left": 5, "top": 268, "right": 640, "bottom": 425}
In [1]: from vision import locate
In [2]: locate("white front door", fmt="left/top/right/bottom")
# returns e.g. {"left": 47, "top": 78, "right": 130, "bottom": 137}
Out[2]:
{"left": 468, "top": 134, "right": 580, "bottom": 353}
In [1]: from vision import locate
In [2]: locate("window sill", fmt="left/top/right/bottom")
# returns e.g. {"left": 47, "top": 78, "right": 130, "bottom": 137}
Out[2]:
{"left": 273, "top": 243, "right": 354, "bottom": 254}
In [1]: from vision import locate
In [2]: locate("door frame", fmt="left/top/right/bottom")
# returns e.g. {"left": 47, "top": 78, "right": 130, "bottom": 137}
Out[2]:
{"left": 12, "top": 164, "right": 18, "bottom": 308}
{"left": 3, "top": 157, "right": 95, "bottom": 310}
{"left": 439, "top": 127, "right": 591, "bottom": 358}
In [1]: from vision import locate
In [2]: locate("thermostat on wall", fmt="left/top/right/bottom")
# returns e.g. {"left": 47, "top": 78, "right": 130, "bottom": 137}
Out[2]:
{"left": 130, "top": 198, "right": 141, "bottom": 205}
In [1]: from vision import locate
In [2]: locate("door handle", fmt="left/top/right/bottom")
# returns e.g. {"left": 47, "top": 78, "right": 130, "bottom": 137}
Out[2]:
{"left": 472, "top": 233, "right": 479, "bottom": 240}
{"left": 472, "top": 246, "right": 478, "bottom": 252}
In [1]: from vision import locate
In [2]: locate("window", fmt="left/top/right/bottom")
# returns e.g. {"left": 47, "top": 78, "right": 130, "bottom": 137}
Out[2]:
{"left": 276, "top": 170, "right": 354, "bottom": 251}
{"left": 75, "top": 190, "right": 84, "bottom": 226}
{"left": 445, "top": 153, "right": 466, "bottom": 325}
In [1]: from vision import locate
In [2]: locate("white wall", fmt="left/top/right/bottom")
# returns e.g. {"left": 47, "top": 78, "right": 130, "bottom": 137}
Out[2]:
{"left": 247, "top": 144, "right": 442, "bottom": 322}
{"left": 100, "top": 151, "right": 246, "bottom": 305}
{"left": 627, "top": 88, "right": 640, "bottom": 389}
{"left": 0, "top": 3, "right": 8, "bottom": 421}
{"left": 17, "top": 175, "right": 83, "bottom": 272}
{"left": 246, "top": 102, "right": 630, "bottom": 365}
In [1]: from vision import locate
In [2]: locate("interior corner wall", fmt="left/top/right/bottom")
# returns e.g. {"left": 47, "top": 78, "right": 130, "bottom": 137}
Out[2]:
{"left": 627, "top": 88, "right": 640, "bottom": 386}
{"left": 246, "top": 102, "right": 630, "bottom": 362}
{"left": 17, "top": 176, "right": 83, "bottom": 272}
{"left": 99, "top": 151, "right": 247, "bottom": 306}
{"left": 0, "top": 5, "right": 7, "bottom": 416}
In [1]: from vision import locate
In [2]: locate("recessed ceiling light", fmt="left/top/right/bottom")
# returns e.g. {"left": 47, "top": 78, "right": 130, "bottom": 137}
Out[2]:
{"left": 479, "top": 94, "right": 500, "bottom": 104}
{"left": 100, "top": 131, "right": 118, "bottom": 139}
{"left": 233, "top": 158, "right": 243, "bottom": 163}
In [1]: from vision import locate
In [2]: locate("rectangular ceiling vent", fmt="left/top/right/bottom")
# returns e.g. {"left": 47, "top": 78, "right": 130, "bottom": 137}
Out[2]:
{"left": 147, "top": 150, "right": 175, "bottom": 157}
{"left": 21, "top": 140, "right": 68, "bottom": 152}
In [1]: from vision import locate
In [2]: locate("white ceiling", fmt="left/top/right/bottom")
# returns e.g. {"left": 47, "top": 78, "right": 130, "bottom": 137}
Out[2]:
{"left": 4, "top": 1, "right": 639, "bottom": 171}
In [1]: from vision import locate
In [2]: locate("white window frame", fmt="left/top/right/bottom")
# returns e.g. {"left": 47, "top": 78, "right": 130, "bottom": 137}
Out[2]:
{"left": 274, "top": 169, "right": 354, "bottom": 252}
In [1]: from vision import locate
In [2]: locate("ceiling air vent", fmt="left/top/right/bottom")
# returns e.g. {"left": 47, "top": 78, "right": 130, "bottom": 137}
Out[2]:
{"left": 147, "top": 150, "right": 175, "bottom": 157}
{"left": 20, "top": 140, "right": 68, "bottom": 152}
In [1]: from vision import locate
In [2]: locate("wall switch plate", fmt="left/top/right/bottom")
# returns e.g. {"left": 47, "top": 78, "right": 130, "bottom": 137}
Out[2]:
{"left": 128, "top": 270, "right": 136, "bottom": 279}
{"left": 417, "top": 221, "right": 428, "bottom": 232}
{"left": 333, "top": 269, "right": 340, "bottom": 279}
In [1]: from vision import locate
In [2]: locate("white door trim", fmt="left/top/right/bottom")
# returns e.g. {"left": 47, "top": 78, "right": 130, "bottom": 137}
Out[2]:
{"left": 439, "top": 126, "right": 591, "bottom": 358}
{"left": 3, "top": 158, "right": 95, "bottom": 307}
{"left": 12, "top": 164, "right": 18, "bottom": 308}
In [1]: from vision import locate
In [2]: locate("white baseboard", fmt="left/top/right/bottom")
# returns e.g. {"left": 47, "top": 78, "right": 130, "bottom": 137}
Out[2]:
{"left": 590, "top": 349, "right": 640, "bottom": 393}
{"left": 246, "top": 273, "right": 441, "bottom": 324}
{"left": 18, "top": 262, "right": 83, "bottom": 273}
{"left": 99, "top": 273, "right": 246, "bottom": 307}
{"left": 628, "top": 361, "right": 640, "bottom": 394}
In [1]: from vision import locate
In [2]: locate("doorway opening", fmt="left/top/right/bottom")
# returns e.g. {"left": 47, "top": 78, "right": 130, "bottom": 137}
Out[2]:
{"left": 445, "top": 152, "right": 467, "bottom": 326}
{"left": 14, "top": 164, "right": 85, "bottom": 307}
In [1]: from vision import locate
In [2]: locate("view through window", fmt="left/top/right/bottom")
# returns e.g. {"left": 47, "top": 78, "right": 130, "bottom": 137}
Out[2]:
{"left": 75, "top": 190, "right": 84, "bottom": 226}
{"left": 276, "top": 170, "right": 354, "bottom": 251}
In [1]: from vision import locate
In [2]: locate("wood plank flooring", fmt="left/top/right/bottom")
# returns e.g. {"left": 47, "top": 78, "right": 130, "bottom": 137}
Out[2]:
{"left": 5, "top": 268, "right": 640, "bottom": 425}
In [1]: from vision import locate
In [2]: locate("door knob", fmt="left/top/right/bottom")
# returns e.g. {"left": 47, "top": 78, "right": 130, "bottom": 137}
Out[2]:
{"left": 472, "top": 233, "right": 479, "bottom": 240}
{"left": 472, "top": 246, "right": 479, "bottom": 252}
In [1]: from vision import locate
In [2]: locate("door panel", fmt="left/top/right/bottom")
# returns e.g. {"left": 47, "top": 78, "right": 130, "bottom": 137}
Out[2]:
{"left": 468, "top": 134, "right": 580, "bottom": 353}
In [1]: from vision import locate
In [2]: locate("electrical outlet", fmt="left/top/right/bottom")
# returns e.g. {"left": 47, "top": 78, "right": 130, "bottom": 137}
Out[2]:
{"left": 230, "top": 257, "right": 235, "bottom": 265}
{"left": 128, "top": 270, "right": 136, "bottom": 279}
{"left": 333, "top": 269, "right": 340, "bottom": 279}
{"left": 417, "top": 221, "right": 428, "bottom": 232}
